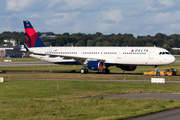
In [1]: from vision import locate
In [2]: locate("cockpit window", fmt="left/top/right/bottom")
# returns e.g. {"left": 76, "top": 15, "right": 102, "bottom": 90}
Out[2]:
{"left": 159, "top": 52, "right": 170, "bottom": 55}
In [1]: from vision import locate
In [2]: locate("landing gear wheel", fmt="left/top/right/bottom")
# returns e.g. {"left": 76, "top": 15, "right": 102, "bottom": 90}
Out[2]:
{"left": 172, "top": 73, "right": 176, "bottom": 76}
{"left": 102, "top": 69, "right": 110, "bottom": 74}
{"left": 102, "top": 69, "right": 106, "bottom": 74}
{"left": 85, "top": 69, "right": 88, "bottom": 73}
{"left": 156, "top": 72, "right": 160, "bottom": 76}
{"left": 81, "top": 69, "right": 84, "bottom": 74}
{"left": 106, "top": 69, "right": 110, "bottom": 74}
{"left": 80, "top": 68, "right": 88, "bottom": 74}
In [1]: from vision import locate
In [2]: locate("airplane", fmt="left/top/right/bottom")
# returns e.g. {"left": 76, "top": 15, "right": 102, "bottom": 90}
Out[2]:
{"left": 20, "top": 21, "right": 176, "bottom": 74}
{"left": 170, "top": 48, "right": 180, "bottom": 56}
{"left": 172, "top": 48, "right": 180, "bottom": 50}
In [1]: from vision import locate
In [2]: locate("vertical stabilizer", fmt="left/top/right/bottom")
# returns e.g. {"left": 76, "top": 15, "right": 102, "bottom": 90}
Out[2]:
{"left": 23, "top": 21, "right": 46, "bottom": 48}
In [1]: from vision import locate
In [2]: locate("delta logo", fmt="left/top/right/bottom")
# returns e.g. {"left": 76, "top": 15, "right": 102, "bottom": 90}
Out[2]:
{"left": 131, "top": 49, "right": 148, "bottom": 52}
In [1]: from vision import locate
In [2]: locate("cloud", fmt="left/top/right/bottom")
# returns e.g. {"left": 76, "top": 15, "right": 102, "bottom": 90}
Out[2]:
{"left": 1, "top": 0, "right": 180, "bottom": 36}
{"left": 144, "top": 26, "right": 155, "bottom": 32}
{"left": 63, "top": 0, "right": 89, "bottom": 10}
{"left": 169, "top": 23, "right": 180, "bottom": 30}
{"left": 101, "top": 9, "right": 122, "bottom": 23}
{"left": 101, "top": 19, "right": 116, "bottom": 24}
{"left": 47, "top": 0, "right": 105, "bottom": 12}
{"left": 6, "top": 0, "right": 35, "bottom": 11}
{"left": 45, "top": 12, "right": 81, "bottom": 27}
{"left": 0, "top": 26, "right": 13, "bottom": 32}
{"left": 146, "top": 11, "right": 180, "bottom": 24}
{"left": 30, "top": 14, "right": 39, "bottom": 18}
{"left": 47, "top": 0, "right": 65, "bottom": 9}
{"left": 47, "top": 0, "right": 89, "bottom": 10}
{"left": 146, "top": 6, "right": 160, "bottom": 11}
{"left": 158, "top": 0, "right": 176, "bottom": 8}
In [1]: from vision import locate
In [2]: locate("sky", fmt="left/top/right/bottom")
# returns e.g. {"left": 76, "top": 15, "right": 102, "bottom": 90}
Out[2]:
{"left": 0, "top": 0, "right": 180, "bottom": 37}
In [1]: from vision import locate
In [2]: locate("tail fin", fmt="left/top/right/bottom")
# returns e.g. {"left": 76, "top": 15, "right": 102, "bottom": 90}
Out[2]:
{"left": 23, "top": 21, "right": 46, "bottom": 48}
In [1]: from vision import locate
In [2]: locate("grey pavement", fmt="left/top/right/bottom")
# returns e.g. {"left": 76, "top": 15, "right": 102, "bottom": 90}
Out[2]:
{"left": 0, "top": 62, "right": 53, "bottom": 66}
{"left": 126, "top": 108, "right": 180, "bottom": 120}
{"left": 104, "top": 93, "right": 180, "bottom": 100}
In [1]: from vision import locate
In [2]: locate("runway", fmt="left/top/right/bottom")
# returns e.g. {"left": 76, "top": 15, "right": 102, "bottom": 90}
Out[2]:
{"left": 126, "top": 108, "right": 180, "bottom": 120}
{"left": 0, "top": 62, "right": 53, "bottom": 66}
{"left": 175, "top": 60, "right": 180, "bottom": 62}
{"left": 0, "top": 59, "right": 180, "bottom": 66}
{"left": 104, "top": 93, "right": 180, "bottom": 100}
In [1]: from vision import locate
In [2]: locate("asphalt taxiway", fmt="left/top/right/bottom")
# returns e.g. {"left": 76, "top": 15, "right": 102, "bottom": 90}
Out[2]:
{"left": 0, "top": 62, "right": 53, "bottom": 66}
{"left": 104, "top": 93, "right": 180, "bottom": 100}
{"left": 0, "top": 59, "right": 180, "bottom": 66}
{"left": 126, "top": 108, "right": 180, "bottom": 120}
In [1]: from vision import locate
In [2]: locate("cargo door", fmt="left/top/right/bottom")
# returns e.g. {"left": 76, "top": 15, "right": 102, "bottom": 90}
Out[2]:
{"left": 117, "top": 51, "right": 121, "bottom": 59}
{"left": 149, "top": 50, "right": 154, "bottom": 59}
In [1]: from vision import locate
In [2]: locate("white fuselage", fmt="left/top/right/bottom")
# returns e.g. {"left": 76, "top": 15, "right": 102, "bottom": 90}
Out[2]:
{"left": 27, "top": 46, "right": 175, "bottom": 66}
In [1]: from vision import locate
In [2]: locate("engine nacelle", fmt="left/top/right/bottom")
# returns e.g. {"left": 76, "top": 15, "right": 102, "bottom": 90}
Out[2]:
{"left": 117, "top": 65, "right": 137, "bottom": 71}
{"left": 87, "top": 61, "right": 104, "bottom": 70}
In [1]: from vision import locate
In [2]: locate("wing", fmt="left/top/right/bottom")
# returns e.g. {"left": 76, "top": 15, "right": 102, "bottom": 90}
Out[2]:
{"left": 33, "top": 52, "right": 106, "bottom": 63}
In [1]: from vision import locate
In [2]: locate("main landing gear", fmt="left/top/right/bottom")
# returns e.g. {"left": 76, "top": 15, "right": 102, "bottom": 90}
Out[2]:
{"left": 80, "top": 68, "right": 110, "bottom": 74}
{"left": 80, "top": 68, "right": 88, "bottom": 74}
{"left": 80, "top": 60, "right": 88, "bottom": 74}
{"left": 102, "top": 66, "right": 110, "bottom": 74}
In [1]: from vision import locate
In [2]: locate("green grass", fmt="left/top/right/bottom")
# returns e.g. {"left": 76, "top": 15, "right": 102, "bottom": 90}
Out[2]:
{"left": 0, "top": 62, "right": 180, "bottom": 81}
{"left": 0, "top": 58, "right": 180, "bottom": 119}
{"left": 175, "top": 56, "right": 180, "bottom": 60}
{"left": 1, "top": 97, "right": 179, "bottom": 120}
{"left": 1, "top": 80, "right": 180, "bottom": 120}
{"left": 1, "top": 80, "right": 180, "bottom": 98}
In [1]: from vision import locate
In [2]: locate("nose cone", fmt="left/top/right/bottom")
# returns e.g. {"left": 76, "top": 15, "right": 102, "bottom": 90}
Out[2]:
{"left": 169, "top": 55, "right": 176, "bottom": 64}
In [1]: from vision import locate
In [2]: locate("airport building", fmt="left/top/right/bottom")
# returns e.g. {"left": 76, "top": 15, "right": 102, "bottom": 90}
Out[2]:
{"left": 0, "top": 38, "right": 22, "bottom": 58}
{"left": 4, "top": 38, "right": 16, "bottom": 46}
{"left": 0, "top": 46, "right": 22, "bottom": 58}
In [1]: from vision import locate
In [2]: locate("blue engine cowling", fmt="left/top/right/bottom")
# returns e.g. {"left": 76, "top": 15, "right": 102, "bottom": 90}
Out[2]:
{"left": 87, "top": 61, "right": 104, "bottom": 70}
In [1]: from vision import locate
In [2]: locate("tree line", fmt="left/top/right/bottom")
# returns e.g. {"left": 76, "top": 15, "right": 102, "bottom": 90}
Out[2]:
{"left": 0, "top": 31, "right": 180, "bottom": 54}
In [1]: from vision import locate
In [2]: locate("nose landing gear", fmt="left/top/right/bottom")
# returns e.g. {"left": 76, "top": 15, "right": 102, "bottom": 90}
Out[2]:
{"left": 154, "top": 65, "right": 160, "bottom": 76}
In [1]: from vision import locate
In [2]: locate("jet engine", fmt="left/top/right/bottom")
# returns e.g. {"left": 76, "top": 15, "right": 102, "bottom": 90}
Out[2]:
{"left": 117, "top": 65, "right": 137, "bottom": 71}
{"left": 87, "top": 61, "right": 104, "bottom": 70}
